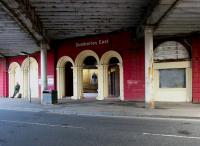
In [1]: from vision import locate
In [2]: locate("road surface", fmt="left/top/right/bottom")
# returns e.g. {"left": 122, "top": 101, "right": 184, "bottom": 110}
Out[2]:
{"left": 0, "top": 109, "right": 199, "bottom": 146}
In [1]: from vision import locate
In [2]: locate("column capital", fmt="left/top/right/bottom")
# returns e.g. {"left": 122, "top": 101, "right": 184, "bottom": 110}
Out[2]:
{"left": 40, "top": 41, "right": 50, "bottom": 50}
{"left": 96, "top": 64, "right": 103, "bottom": 68}
{"left": 117, "top": 63, "right": 123, "bottom": 67}
{"left": 56, "top": 67, "right": 65, "bottom": 69}
{"left": 73, "top": 65, "right": 83, "bottom": 69}
{"left": 144, "top": 25, "right": 155, "bottom": 34}
{"left": 102, "top": 64, "right": 108, "bottom": 67}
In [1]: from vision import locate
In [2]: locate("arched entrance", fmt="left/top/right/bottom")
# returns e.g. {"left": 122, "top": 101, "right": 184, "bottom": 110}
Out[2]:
{"left": 8, "top": 62, "right": 21, "bottom": 97}
{"left": 56, "top": 56, "right": 74, "bottom": 99}
{"left": 100, "top": 50, "right": 124, "bottom": 100}
{"left": 21, "top": 57, "right": 39, "bottom": 98}
{"left": 153, "top": 41, "right": 192, "bottom": 102}
{"left": 75, "top": 50, "right": 100, "bottom": 100}
{"left": 108, "top": 57, "right": 120, "bottom": 97}
{"left": 82, "top": 56, "right": 98, "bottom": 98}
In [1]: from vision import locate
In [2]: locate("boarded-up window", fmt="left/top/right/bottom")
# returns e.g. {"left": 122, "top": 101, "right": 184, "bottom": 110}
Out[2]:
{"left": 159, "top": 69, "right": 186, "bottom": 88}
{"left": 154, "top": 41, "right": 189, "bottom": 62}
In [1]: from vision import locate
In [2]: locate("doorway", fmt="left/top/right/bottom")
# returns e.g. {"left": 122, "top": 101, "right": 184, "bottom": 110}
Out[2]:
{"left": 108, "top": 57, "right": 120, "bottom": 97}
{"left": 64, "top": 62, "right": 73, "bottom": 97}
{"left": 100, "top": 50, "right": 124, "bottom": 100}
{"left": 56, "top": 56, "right": 74, "bottom": 99}
{"left": 82, "top": 56, "right": 98, "bottom": 98}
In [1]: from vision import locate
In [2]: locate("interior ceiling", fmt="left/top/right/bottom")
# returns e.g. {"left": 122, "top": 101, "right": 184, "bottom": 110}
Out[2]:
{"left": 154, "top": 0, "right": 200, "bottom": 35}
{"left": 30, "top": 0, "right": 150, "bottom": 39}
{"left": 0, "top": 6, "right": 39, "bottom": 56}
{"left": 0, "top": 0, "right": 200, "bottom": 57}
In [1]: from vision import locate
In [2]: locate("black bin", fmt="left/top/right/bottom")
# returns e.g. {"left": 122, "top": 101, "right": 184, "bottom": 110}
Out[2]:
{"left": 42, "top": 90, "right": 57, "bottom": 104}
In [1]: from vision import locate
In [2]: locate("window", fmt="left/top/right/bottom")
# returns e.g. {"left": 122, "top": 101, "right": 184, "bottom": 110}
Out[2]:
{"left": 159, "top": 69, "right": 186, "bottom": 88}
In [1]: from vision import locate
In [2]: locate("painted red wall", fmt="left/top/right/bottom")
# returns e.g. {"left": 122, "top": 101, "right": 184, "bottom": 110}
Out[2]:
{"left": 0, "top": 58, "right": 7, "bottom": 97}
{"left": 6, "top": 53, "right": 40, "bottom": 97}
{"left": 46, "top": 49, "right": 56, "bottom": 90}
{"left": 55, "top": 31, "right": 145, "bottom": 101}
{"left": 192, "top": 37, "right": 200, "bottom": 103}
{"left": 5, "top": 50, "right": 55, "bottom": 97}
{"left": 1, "top": 31, "right": 145, "bottom": 101}
{"left": 123, "top": 43, "right": 145, "bottom": 101}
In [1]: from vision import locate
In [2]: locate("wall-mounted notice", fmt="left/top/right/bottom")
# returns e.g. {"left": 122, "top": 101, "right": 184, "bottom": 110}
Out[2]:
{"left": 38, "top": 75, "right": 54, "bottom": 86}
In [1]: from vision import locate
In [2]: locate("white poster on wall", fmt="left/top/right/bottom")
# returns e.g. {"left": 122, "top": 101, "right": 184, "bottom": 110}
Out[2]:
{"left": 38, "top": 75, "right": 54, "bottom": 86}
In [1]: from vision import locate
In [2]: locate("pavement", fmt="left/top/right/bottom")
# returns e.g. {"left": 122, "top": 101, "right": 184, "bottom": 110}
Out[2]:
{"left": 0, "top": 97, "right": 200, "bottom": 119}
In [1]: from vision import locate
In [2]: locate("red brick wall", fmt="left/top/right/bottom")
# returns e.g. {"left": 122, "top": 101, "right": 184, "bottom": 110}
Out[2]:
{"left": 192, "top": 37, "right": 200, "bottom": 103}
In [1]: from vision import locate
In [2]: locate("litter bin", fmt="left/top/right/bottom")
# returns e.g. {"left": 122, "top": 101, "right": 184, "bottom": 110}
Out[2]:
{"left": 42, "top": 90, "right": 57, "bottom": 104}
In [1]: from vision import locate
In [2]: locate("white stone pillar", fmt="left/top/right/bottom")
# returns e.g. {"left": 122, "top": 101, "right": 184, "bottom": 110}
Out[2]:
{"left": 103, "top": 65, "right": 108, "bottom": 98}
{"left": 72, "top": 66, "right": 83, "bottom": 99}
{"left": 56, "top": 67, "right": 60, "bottom": 99}
{"left": 78, "top": 66, "right": 83, "bottom": 99}
{"left": 97, "top": 65, "right": 104, "bottom": 100}
{"left": 40, "top": 42, "right": 48, "bottom": 103}
{"left": 22, "top": 69, "right": 28, "bottom": 98}
{"left": 56, "top": 67, "right": 65, "bottom": 99}
{"left": 72, "top": 66, "right": 78, "bottom": 99}
{"left": 118, "top": 63, "right": 124, "bottom": 101}
{"left": 8, "top": 71, "right": 13, "bottom": 97}
{"left": 60, "top": 67, "right": 65, "bottom": 98}
{"left": 145, "top": 26, "right": 154, "bottom": 108}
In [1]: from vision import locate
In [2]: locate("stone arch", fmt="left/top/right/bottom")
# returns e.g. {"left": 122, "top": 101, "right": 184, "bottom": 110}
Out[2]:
{"left": 57, "top": 56, "right": 74, "bottom": 68}
{"left": 8, "top": 62, "right": 21, "bottom": 97}
{"left": 21, "top": 57, "right": 39, "bottom": 98}
{"left": 56, "top": 56, "right": 74, "bottom": 99}
{"left": 75, "top": 50, "right": 100, "bottom": 66}
{"left": 154, "top": 41, "right": 190, "bottom": 62}
{"left": 100, "top": 50, "right": 123, "bottom": 65}
{"left": 100, "top": 50, "right": 124, "bottom": 100}
{"left": 74, "top": 50, "right": 101, "bottom": 100}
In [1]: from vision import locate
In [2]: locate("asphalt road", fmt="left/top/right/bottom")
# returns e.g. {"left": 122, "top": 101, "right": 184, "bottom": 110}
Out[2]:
{"left": 0, "top": 110, "right": 200, "bottom": 146}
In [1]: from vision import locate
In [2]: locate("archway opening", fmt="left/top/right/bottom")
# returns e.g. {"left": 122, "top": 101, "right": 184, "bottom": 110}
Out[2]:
{"left": 108, "top": 57, "right": 120, "bottom": 97}
{"left": 56, "top": 56, "right": 74, "bottom": 99}
{"left": 64, "top": 62, "right": 73, "bottom": 97}
{"left": 8, "top": 62, "right": 21, "bottom": 97}
{"left": 82, "top": 56, "right": 98, "bottom": 98}
{"left": 21, "top": 57, "right": 39, "bottom": 98}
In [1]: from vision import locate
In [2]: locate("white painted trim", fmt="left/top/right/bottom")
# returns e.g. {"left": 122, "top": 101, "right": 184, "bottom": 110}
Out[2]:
{"left": 154, "top": 61, "right": 191, "bottom": 69}
{"left": 153, "top": 61, "right": 192, "bottom": 102}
